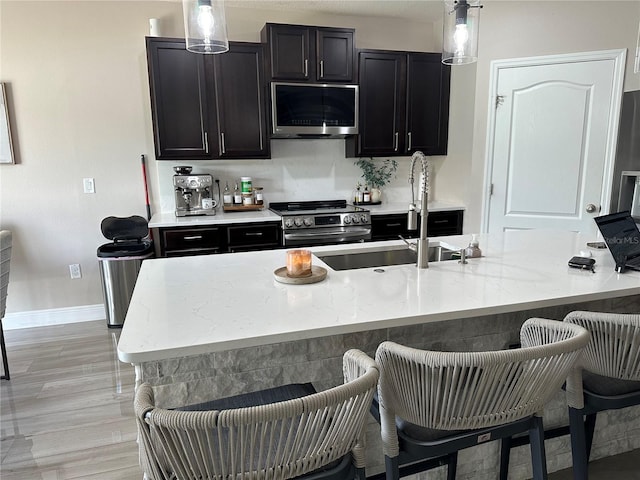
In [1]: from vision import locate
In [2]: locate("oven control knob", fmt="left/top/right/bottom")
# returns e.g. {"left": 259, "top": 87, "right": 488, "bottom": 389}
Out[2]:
{"left": 294, "top": 217, "right": 304, "bottom": 227}
{"left": 360, "top": 214, "right": 369, "bottom": 223}
{"left": 304, "top": 217, "right": 313, "bottom": 226}
{"left": 344, "top": 216, "right": 351, "bottom": 224}
{"left": 351, "top": 215, "right": 359, "bottom": 224}
{"left": 284, "top": 218, "right": 294, "bottom": 228}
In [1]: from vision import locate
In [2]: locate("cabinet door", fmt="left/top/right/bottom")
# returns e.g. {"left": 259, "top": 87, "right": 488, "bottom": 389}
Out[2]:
{"left": 227, "top": 223, "right": 281, "bottom": 252}
{"left": 266, "top": 24, "right": 311, "bottom": 80}
{"left": 371, "top": 214, "right": 419, "bottom": 241}
{"left": 146, "top": 38, "right": 215, "bottom": 160}
{"left": 316, "top": 28, "right": 354, "bottom": 82}
{"left": 213, "top": 43, "right": 270, "bottom": 158}
{"left": 348, "top": 51, "right": 406, "bottom": 157}
{"left": 406, "top": 53, "right": 451, "bottom": 155}
{"left": 158, "top": 226, "right": 225, "bottom": 257}
{"left": 427, "top": 210, "right": 463, "bottom": 236}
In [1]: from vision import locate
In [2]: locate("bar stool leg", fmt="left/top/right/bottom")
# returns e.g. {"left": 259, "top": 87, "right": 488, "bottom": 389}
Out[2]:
{"left": 529, "top": 416, "right": 548, "bottom": 480}
{"left": 0, "top": 320, "right": 9, "bottom": 380}
{"left": 569, "top": 407, "right": 588, "bottom": 480}
{"left": 499, "top": 436, "right": 512, "bottom": 480}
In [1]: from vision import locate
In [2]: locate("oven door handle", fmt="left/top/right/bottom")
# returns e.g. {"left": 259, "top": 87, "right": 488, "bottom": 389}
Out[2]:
{"left": 284, "top": 227, "right": 371, "bottom": 240}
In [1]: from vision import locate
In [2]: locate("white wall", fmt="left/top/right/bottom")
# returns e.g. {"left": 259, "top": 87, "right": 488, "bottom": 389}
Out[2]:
{"left": 0, "top": 1, "right": 638, "bottom": 320}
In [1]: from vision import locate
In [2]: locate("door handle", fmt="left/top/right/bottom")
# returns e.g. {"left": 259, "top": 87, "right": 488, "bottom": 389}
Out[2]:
{"left": 586, "top": 203, "right": 598, "bottom": 213}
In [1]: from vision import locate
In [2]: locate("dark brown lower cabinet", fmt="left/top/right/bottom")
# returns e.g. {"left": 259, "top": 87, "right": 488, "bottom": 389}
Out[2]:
{"left": 153, "top": 222, "right": 282, "bottom": 257}
{"left": 155, "top": 226, "right": 226, "bottom": 257}
{"left": 371, "top": 211, "right": 463, "bottom": 241}
{"left": 227, "top": 223, "right": 281, "bottom": 252}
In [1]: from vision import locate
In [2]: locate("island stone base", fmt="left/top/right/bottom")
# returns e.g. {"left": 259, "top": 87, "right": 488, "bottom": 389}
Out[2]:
{"left": 136, "top": 295, "right": 640, "bottom": 479}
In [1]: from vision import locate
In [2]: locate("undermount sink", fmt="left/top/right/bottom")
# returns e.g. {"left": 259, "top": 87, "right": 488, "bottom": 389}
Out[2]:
{"left": 315, "top": 242, "right": 459, "bottom": 271}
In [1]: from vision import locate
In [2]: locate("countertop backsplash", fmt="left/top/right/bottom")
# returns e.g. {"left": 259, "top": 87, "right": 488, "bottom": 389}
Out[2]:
{"left": 155, "top": 138, "right": 449, "bottom": 213}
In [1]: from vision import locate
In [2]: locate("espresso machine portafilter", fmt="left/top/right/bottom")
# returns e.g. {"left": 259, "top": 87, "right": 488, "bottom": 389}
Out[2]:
{"left": 173, "top": 166, "right": 218, "bottom": 217}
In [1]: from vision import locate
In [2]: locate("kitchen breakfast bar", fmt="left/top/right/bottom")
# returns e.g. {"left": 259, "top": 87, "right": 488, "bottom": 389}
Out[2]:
{"left": 117, "top": 229, "right": 639, "bottom": 478}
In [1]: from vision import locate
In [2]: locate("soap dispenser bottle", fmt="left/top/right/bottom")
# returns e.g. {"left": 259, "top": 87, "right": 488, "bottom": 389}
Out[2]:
{"left": 465, "top": 234, "right": 482, "bottom": 258}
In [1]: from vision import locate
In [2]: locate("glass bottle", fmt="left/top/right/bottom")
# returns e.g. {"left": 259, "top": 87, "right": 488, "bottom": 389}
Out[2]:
{"left": 233, "top": 182, "right": 242, "bottom": 205}
{"left": 223, "top": 181, "right": 233, "bottom": 205}
{"left": 363, "top": 185, "right": 371, "bottom": 203}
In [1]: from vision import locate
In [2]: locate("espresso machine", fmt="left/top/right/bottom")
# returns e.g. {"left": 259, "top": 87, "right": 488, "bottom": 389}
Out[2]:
{"left": 173, "top": 166, "right": 217, "bottom": 217}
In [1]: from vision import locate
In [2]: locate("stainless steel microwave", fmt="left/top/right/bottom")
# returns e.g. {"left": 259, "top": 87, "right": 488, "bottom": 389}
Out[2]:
{"left": 270, "top": 82, "right": 359, "bottom": 138}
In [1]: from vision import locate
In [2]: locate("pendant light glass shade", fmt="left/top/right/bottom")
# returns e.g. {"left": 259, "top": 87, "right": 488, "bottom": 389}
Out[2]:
{"left": 182, "top": 0, "right": 229, "bottom": 54}
{"left": 442, "top": 0, "right": 481, "bottom": 65}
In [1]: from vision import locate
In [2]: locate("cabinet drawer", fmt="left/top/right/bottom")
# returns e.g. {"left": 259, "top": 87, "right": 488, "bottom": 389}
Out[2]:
{"left": 427, "top": 211, "right": 463, "bottom": 236}
{"left": 371, "top": 214, "right": 416, "bottom": 241}
{"left": 227, "top": 223, "right": 281, "bottom": 251}
{"left": 162, "top": 227, "right": 224, "bottom": 255}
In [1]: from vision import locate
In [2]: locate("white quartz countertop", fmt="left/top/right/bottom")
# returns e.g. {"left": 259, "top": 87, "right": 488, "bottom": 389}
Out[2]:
{"left": 148, "top": 202, "right": 465, "bottom": 227}
{"left": 117, "top": 229, "right": 639, "bottom": 364}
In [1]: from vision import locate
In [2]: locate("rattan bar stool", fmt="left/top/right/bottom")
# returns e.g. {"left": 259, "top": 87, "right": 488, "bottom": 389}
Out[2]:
{"left": 564, "top": 311, "right": 640, "bottom": 480}
{"left": 134, "top": 349, "right": 379, "bottom": 480}
{"left": 372, "top": 318, "right": 590, "bottom": 480}
{"left": 0, "top": 230, "right": 12, "bottom": 381}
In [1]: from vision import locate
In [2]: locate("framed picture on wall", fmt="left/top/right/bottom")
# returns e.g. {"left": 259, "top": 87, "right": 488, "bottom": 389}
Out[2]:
{"left": 0, "top": 82, "right": 15, "bottom": 164}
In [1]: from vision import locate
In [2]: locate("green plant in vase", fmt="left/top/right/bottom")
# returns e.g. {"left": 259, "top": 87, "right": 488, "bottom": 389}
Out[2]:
{"left": 354, "top": 158, "right": 398, "bottom": 203}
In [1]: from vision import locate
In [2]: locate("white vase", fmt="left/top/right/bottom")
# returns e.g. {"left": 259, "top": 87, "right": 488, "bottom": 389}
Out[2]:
{"left": 370, "top": 187, "right": 382, "bottom": 203}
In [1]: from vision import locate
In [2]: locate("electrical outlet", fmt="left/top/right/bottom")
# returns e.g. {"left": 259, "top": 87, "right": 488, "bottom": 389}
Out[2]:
{"left": 83, "top": 178, "right": 95, "bottom": 194}
{"left": 69, "top": 264, "right": 82, "bottom": 279}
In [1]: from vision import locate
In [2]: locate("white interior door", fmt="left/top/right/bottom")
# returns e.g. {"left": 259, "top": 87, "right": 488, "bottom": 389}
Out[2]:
{"left": 484, "top": 50, "right": 626, "bottom": 235}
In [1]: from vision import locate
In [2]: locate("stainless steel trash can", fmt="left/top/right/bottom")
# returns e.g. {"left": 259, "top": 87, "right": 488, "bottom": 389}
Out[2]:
{"left": 97, "top": 216, "right": 154, "bottom": 327}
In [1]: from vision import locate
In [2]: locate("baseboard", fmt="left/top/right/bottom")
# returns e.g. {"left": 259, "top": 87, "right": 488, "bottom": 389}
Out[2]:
{"left": 3, "top": 304, "right": 106, "bottom": 330}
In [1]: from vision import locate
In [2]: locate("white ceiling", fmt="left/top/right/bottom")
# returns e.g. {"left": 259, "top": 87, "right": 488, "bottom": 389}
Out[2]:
{"left": 226, "top": 0, "right": 445, "bottom": 22}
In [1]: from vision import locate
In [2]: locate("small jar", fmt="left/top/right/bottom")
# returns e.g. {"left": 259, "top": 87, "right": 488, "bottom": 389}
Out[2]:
{"left": 240, "top": 176, "right": 252, "bottom": 195}
{"left": 253, "top": 187, "right": 264, "bottom": 205}
{"left": 242, "top": 193, "right": 254, "bottom": 205}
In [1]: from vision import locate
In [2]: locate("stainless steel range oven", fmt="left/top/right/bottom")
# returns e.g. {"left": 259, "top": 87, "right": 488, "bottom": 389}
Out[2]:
{"left": 269, "top": 200, "right": 371, "bottom": 247}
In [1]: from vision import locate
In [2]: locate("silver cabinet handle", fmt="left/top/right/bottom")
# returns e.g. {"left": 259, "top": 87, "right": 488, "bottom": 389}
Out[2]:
{"left": 183, "top": 235, "right": 203, "bottom": 241}
{"left": 220, "top": 132, "right": 226, "bottom": 155}
{"left": 394, "top": 132, "right": 399, "bottom": 152}
{"left": 245, "top": 232, "right": 263, "bottom": 236}
{"left": 304, "top": 59, "right": 308, "bottom": 78}
{"left": 204, "top": 132, "right": 209, "bottom": 154}
{"left": 320, "top": 60, "right": 324, "bottom": 78}
{"left": 407, "top": 132, "right": 412, "bottom": 151}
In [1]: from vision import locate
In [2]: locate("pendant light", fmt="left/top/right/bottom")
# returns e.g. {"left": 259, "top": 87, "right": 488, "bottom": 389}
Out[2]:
{"left": 182, "top": 0, "right": 229, "bottom": 54}
{"left": 442, "top": 0, "right": 482, "bottom": 65}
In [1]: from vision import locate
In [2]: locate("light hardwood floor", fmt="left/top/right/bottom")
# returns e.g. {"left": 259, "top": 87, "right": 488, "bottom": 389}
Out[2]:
{"left": 1, "top": 321, "right": 141, "bottom": 479}
{"left": 1, "top": 320, "right": 638, "bottom": 479}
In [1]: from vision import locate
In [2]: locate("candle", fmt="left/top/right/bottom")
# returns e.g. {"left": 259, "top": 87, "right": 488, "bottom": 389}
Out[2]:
{"left": 286, "top": 249, "right": 312, "bottom": 277}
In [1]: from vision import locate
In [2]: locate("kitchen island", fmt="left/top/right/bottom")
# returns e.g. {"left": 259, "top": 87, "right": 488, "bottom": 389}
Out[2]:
{"left": 118, "top": 229, "right": 639, "bottom": 478}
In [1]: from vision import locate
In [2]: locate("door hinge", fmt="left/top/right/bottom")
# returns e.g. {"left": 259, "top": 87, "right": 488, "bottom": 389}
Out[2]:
{"left": 495, "top": 95, "right": 505, "bottom": 109}
{"left": 490, "top": 183, "right": 494, "bottom": 195}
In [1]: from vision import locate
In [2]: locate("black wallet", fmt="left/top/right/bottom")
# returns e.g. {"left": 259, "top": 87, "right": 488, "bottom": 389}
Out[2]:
{"left": 568, "top": 256, "right": 596, "bottom": 272}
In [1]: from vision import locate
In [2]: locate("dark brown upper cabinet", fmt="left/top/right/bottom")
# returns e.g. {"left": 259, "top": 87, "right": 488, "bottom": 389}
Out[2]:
{"left": 261, "top": 23, "right": 355, "bottom": 83}
{"left": 146, "top": 37, "right": 270, "bottom": 160}
{"left": 211, "top": 43, "right": 270, "bottom": 159}
{"left": 147, "top": 38, "right": 213, "bottom": 159}
{"left": 346, "top": 50, "right": 450, "bottom": 158}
